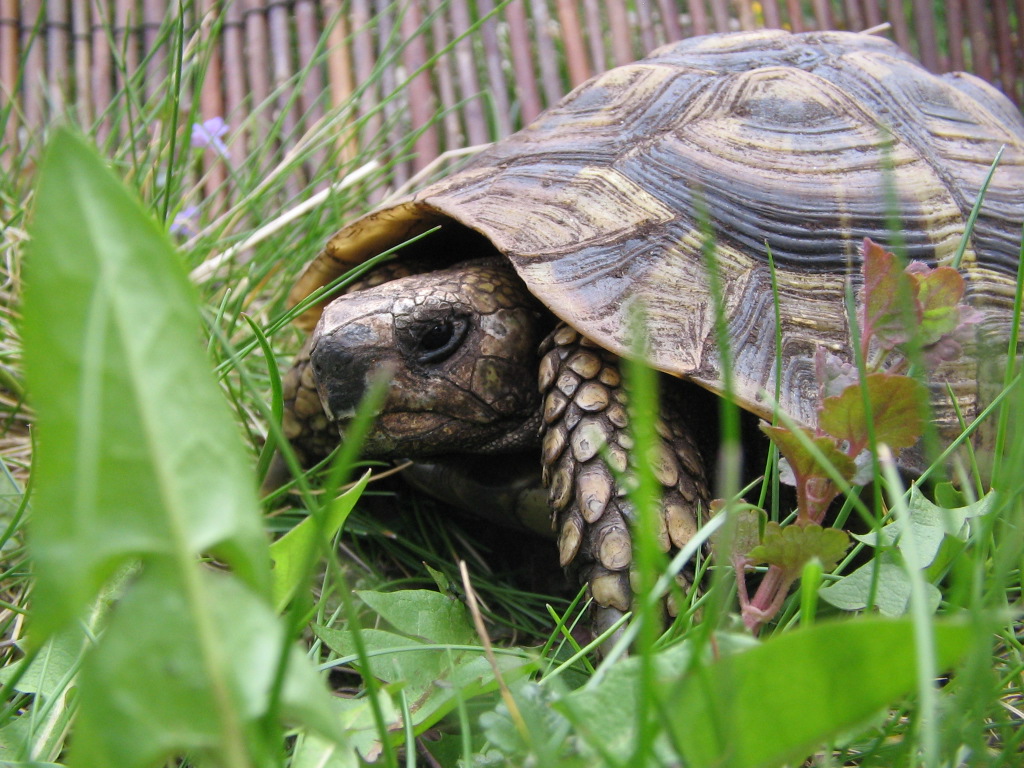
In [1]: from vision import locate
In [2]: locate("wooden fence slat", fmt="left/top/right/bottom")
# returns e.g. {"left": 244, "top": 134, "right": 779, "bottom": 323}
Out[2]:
{"left": 222, "top": 0, "right": 247, "bottom": 163}
{"left": 582, "top": 0, "right": 608, "bottom": 74}
{"left": 530, "top": 0, "right": 563, "bottom": 108}
{"left": 381, "top": 1, "right": 412, "bottom": 185}
{"left": 811, "top": 0, "right": 833, "bottom": 29}
{"left": 89, "top": 0, "right": 112, "bottom": 142}
{"left": 945, "top": 0, "right": 964, "bottom": 71}
{"left": 323, "top": 0, "right": 358, "bottom": 165}
{"left": 268, "top": 0, "right": 299, "bottom": 168}
{"left": 71, "top": 0, "right": 91, "bottom": 124}
{"left": 400, "top": 0, "right": 439, "bottom": 170}
{"left": 427, "top": 0, "right": 463, "bottom": 148}
{"left": 657, "top": 0, "right": 681, "bottom": 41}
{"left": 349, "top": 0, "right": 382, "bottom": 159}
{"left": 295, "top": 0, "right": 325, "bottom": 130}
{"left": 449, "top": 0, "right": 488, "bottom": 146}
{"left": 842, "top": 0, "right": 862, "bottom": 31}
{"left": 556, "top": 0, "right": 590, "bottom": 85}
{"left": 634, "top": 0, "right": 657, "bottom": 53}
{"left": 760, "top": 0, "right": 782, "bottom": 29}
{"left": 1016, "top": 0, "right": 1024, "bottom": 103}
{"left": 114, "top": 0, "right": 134, "bottom": 98}
{"left": 710, "top": 0, "right": 730, "bottom": 33}
{"left": 688, "top": 0, "right": 709, "bottom": 36}
{"left": 887, "top": 2, "right": 912, "bottom": 58}
{"left": 1, "top": 0, "right": 17, "bottom": 157}
{"left": 21, "top": 0, "right": 42, "bottom": 129}
{"left": 735, "top": 0, "right": 756, "bottom": 31}
{"left": 992, "top": 0, "right": 1017, "bottom": 102}
{"left": 784, "top": 0, "right": 804, "bottom": 33}
{"left": 606, "top": 0, "right": 634, "bottom": 65}
{"left": 477, "top": 0, "right": 513, "bottom": 137}
{"left": 910, "top": 0, "right": 940, "bottom": 71}
{"left": 861, "top": 0, "right": 883, "bottom": 29}
{"left": 199, "top": 0, "right": 227, "bottom": 203}
{"left": 505, "top": 0, "right": 541, "bottom": 123}
{"left": 142, "top": 0, "right": 164, "bottom": 102}
{"left": 242, "top": 0, "right": 271, "bottom": 145}
{"left": 964, "top": 0, "right": 993, "bottom": 82}
{"left": 45, "top": 0, "right": 67, "bottom": 111}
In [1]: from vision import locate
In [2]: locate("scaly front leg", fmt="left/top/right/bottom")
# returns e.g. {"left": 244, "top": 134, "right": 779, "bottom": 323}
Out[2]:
{"left": 538, "top": 323, "right": 709, "bottom": 641}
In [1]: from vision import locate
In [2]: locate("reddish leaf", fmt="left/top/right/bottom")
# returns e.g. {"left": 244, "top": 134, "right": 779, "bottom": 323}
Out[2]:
{"left": 761, "top": 424, "right": 854, "bottom": 523}
{"left": 818, "top": 373, "right": 927, "bottom": 454}
{"left": 859, "top": 239, "right": 919, "bottom": 350}
{"left": 761, "top": 424, "right": 856, "bottom": 485}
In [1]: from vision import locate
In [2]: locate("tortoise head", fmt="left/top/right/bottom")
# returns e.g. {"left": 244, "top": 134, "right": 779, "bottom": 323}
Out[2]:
{"left": 309, "top": 258, "right": 550, "bottom": 458}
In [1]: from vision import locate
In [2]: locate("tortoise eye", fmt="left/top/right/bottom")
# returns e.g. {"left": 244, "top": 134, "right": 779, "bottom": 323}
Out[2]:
{"left": 416, "top": 317, "right": 468, "bottom": 363}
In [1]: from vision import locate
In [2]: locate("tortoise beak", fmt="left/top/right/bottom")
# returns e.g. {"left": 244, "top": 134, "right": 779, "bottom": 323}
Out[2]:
{"left": 309, "top": 316, "right": 389, "bottom": 423}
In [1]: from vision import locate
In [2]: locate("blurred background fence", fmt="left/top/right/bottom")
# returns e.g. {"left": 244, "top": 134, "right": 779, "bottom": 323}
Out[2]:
{"left": 2, "top": 0, "right": 1023, "bottom": 194}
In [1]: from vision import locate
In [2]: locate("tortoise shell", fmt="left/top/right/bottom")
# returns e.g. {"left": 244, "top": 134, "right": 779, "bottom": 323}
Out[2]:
{"left": 291, "top": 29, "right": 1024, "bottom": 453}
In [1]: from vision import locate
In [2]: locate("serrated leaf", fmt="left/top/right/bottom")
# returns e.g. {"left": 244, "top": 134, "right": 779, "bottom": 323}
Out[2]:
{"left": 21, "top": 130, "right": 269, "bottom": 640}
{"left": 747, "top": 522, "right": 850, "bottom": 572}
{"left": 818, "top": 559, "right": 942, "bottom": 616}
{"left": 910, "top": 265, "right": 965, "bottom": 345}
{"left": 270, "top": 470, "right": 371, "bottom": 611}
{"left": 860, "top": 238, "right": 919, "bottom": 348}
{"left": 818, "top": 373, "right": 927, "bottom": 452}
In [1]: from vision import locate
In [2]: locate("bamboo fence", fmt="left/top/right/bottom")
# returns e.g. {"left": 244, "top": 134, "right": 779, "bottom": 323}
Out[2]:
{"left": 2, "top": 0, "right": 1023, "bottom": 188}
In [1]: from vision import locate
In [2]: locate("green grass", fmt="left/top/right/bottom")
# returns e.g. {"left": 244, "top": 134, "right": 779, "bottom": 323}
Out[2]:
{"left": 1, "top": 6, "right": 1023, "bottom": 768}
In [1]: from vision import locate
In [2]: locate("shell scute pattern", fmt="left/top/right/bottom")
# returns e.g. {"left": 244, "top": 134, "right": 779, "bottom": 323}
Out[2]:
{"left": 294, "top": 29, "right": 1024, "bottom": 462}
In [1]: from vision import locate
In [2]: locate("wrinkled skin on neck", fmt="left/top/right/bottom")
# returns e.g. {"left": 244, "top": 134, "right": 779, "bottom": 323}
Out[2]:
{"left": 310, "top": 258, "right": 552, "bottom": 458}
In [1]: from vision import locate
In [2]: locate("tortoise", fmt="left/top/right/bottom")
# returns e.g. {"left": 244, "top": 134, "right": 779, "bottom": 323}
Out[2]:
{"left": 277, "top": 29, "right": 1024, "bottom": 635}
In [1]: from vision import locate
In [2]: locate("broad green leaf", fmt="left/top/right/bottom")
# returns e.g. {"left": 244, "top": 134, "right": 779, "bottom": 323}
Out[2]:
{"left": 270, "top": 470, "right": 371, "bottom": 611}
{"left": 356, "top": 589, "right": 477, "bottom": 645}
{"left": 746, "top": 522, "right": 850, "bottom": 572}
{"left": 818, "top": 373, "right": 927, "bottom": 452}
{"left": 563, "top": 618, "right": 975, "bottom": 768}
{"left": 818, "top": 559, "right": 942, "bottom": 616}
{"left": 852, "top": 486, "right": 995, "bottom": 570}
{"left": 72, "top": 564, "right": 345, "bottom": 767}
{"left": 0, "top": 628, "right": 85, "bottom": 699}
{"left": 21, "top": 131, "right": 342, "bottom": 766}
{"left": 21, "top": 130, "right": 269, "bottom": 639}
{"left": 315, "top": 621, "right": 532, "bottom": 734}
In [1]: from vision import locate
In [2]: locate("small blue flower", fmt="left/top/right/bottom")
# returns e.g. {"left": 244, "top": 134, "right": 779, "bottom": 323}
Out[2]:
{"left": 191, "top": 117, "right": 229, "bottom": 157}
{"left": 171, "top": 206, "right": 200, "bottom": 237}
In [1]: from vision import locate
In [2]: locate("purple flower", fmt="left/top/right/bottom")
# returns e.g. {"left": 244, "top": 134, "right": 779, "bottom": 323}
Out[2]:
{"left": 191, "top": 117, "right": 229, "bottom": 157}
{"left": 170, "top": 206, "right": 199, "bottom": 237}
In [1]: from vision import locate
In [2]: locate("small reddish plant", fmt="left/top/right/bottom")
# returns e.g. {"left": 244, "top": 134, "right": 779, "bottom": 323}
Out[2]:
{"left": 722, "top": 238, "right": 980, "bottom": 632}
